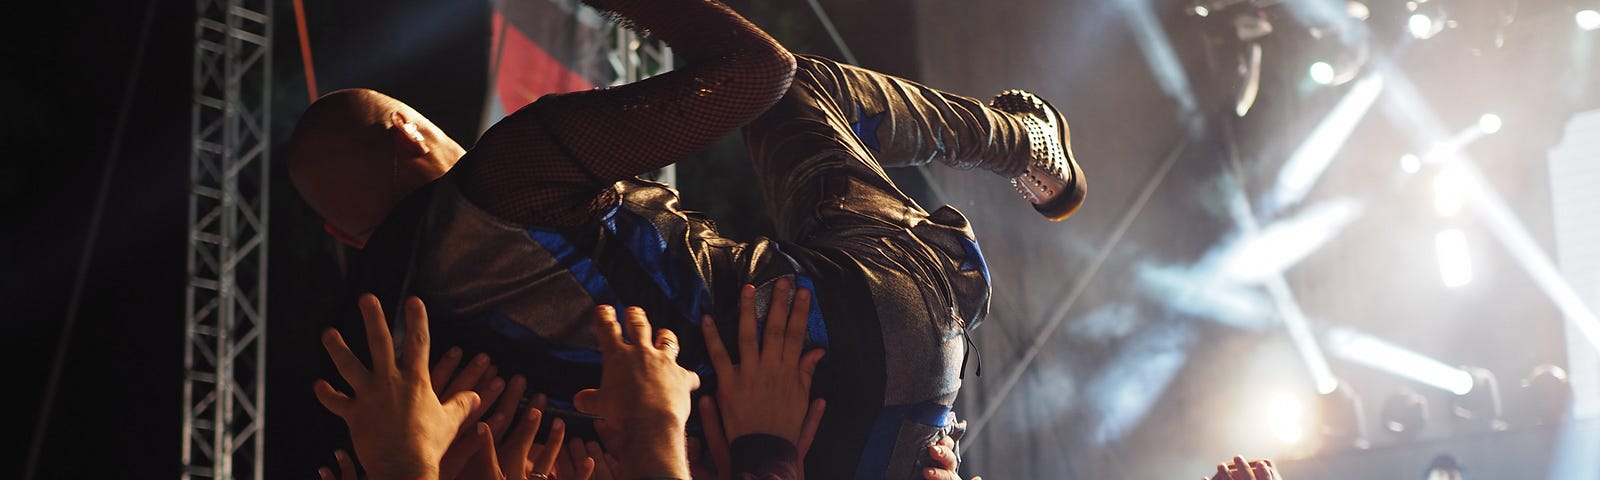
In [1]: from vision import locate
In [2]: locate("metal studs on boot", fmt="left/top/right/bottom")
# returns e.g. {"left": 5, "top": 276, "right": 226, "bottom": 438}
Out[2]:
{"left": 990, "top": 89, "right": 1086, "bottom": 222}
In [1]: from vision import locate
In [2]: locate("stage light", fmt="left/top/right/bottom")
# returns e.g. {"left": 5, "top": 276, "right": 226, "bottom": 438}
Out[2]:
{"left": 1449, "top": 366, "right": 1507, "bottom": 431}
{"left": 1520, "top": 364, "right": 1572, "bottom": 426}
{"left": 1267, "top": 392, "right": 1307, "bottom": 445}
{"left": 1433, "top": 168, "right": 1465, "bottom": 216}
{"left": 1346, "top": 1, "right": 1371, "bottom": 22}
{"left": 1318, "top": 383, "right": 1371, "bottom": 451}
{"left": 1327, "top": 327, "right": 1475, "bottom": 395}
{"left": 1578, "top": 9, "right": 1600, "bottom": 30}
{"left": 1309, "top": 61, "right": 1336, "bottom": 85}
{"left": 1401, "top": 154, "right": 1422, "bottom": 173}
{"left": 1406, "top": 0, "right": 1447, "bottom": 39}
{"left": 1194, "top": 4, "right": 1211, "bottom": 17}
{"left": 1270, "top": 74, "right": 1384, "bottom": 211}
{"left": 1478, "top": 113, "right": 1502, "bottom": 134}
{"left": 1435, "top": 228, "right": 1473, "bottom": 288}
{"left": 1381, "top": 387, "right": 1430, "bottom": 442}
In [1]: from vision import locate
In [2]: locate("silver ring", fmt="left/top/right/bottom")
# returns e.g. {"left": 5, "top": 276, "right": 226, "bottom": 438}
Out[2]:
{"left": 529, "top": 472, "right": 550, "bottom": 480}
{"left": 659, "top": 339, "right": 679, "bottom": 356}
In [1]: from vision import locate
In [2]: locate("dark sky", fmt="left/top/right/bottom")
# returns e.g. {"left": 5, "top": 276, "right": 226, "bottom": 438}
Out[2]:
{"left": 7, "top": 0, "right": 490, "bottom": 477}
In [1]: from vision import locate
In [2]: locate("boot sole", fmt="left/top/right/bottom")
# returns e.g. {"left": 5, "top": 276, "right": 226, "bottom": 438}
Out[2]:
{"left": 1031, "top": 96, "right": 1086, "bottom": 222}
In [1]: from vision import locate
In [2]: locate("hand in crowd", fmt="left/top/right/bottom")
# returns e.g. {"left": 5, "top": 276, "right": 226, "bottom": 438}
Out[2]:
{"left": 312, "top": 294, "right": 482, "bottom": 480}
{"left": 1209, "top": 456, "right": 1281, "bottom": 480}
{"left": 573, "top": 305, "right": 702, "bottom": 479}
{"left": 695, "top": 278, "right": 827, "bottom": 479}
{"left": 528, "top": 393, "right": 618, "bottom": 480}
{"left": 920, "top": 434, "right": 979, "bottom": 480}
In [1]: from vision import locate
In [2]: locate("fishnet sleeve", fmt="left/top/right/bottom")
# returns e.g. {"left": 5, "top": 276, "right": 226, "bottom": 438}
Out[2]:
{"left": 457, "top": 0, "right": 797, "bottom": 227}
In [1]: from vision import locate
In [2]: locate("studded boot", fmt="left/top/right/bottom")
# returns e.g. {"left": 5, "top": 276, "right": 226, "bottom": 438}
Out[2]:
{"left": 989, "top": 90, "right": 1086, "bottom": 221}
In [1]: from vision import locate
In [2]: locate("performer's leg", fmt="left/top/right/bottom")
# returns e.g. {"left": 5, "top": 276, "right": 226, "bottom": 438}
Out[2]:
{"left": 454, "top": 0, "right": 796, "bottom": 227}
{"left": 742, "top": 55, "right": 998, "bottom": 480}
{"left": 747, "top": 54, "right": 1083, "bottom": 230}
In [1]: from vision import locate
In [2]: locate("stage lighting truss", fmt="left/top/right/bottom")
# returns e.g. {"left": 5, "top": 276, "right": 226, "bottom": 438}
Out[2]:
{"left": 1380, "top": 387, "right": 1430, "bottom": 442}
{"left": 1317, "top": 383, "right": 1372, "bottom": 451}
{"left": 1449, "top": 365, "right": 1509, "bottom": 431}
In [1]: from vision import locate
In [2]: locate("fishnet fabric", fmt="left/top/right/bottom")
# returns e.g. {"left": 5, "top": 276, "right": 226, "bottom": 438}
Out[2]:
{"left": 456, "top": 0, "right": 796, "bottom": 227}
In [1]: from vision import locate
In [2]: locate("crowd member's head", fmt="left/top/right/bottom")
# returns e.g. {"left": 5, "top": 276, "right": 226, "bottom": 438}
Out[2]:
{"left": 287, "top": 88, "right": 465, "bottom": 248}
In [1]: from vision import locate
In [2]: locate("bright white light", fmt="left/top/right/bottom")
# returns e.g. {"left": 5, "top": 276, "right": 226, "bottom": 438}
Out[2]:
{"left": 1433, "top": 169, "right": 1466, "bottom": 216}
{"left": 1310, "top": 61, "right": 1336, "bottom": 85}
{"left": 1194, "top": 5, "right": 1210, "bottom": 17}
{"left": 1266, "top": 393, "right": 1307, "bottom": 445}
{"left": 1478, "top": 114, "right": 1503, "bottom": 134}
{"left": 1270, "top": 74, "right": 1385, "bottom": 211}
{"left": 1346, "top": 1, "right": 1371, "bottom": 21}
{"left": 1401, "top": 154, "right": 1422, "bottom": 173}
{"left": 1220, "top": 198, "right": 1364, "bottom": 282}
{"left": 1577, "top": 9, "right": 1600, "bottom": 31}
{"left": 1328, "top": 327, "right": 1475, "bottom": 394}
{"left": 1409, "top": 14, "right": 1435, "bottom": 38}
{"left": 1436, "top": 228, "right": 1474, "bottom": 288}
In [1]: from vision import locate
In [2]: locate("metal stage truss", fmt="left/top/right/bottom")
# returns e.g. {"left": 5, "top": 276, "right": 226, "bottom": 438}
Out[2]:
{"left": 183, "top": 0, "right": 272, "bottom": 478}
{"left": 178, "top": 1, "right": 668, "bottom": 477}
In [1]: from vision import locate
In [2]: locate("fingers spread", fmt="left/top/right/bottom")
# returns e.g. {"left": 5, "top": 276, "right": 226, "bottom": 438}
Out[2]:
{"left": 534, "top": 418, "right": 566, "bottom": 473}
{"left": 430, "top": 346, "right": 463, "bottom": 394}
{"left": 502, "top": 408, "right": 541, "bottom": 478}
{"left": 312, "top": 379, "right": 352, "bottom": 417}
{"left": 782, "top": 287, "right": 812, "bottom": 362}
{"left": 356, "top": 294, "right": 396, "bottom": 372}
{"left": 593, "top": 306, "right": 623, "bottom": 354}
{"left": 701, "top": 314, "right": 734, "bottom": 379}
{"left": 737, "top": 284, "right": 759, "bottom": 363}
{"left": 761, "top": 278, "right": 792, "bottom": 362}
{"left": 401, "top": 296, "right": 432, "bottom": 374}
{"left": 622, "top": 306, "right": 652, "bottom": 347}
{"left": 655, "top": 328, "right": 681, "bottom": 358}
{"left": 320, "top": 328, "right": 368, "bottom": 386}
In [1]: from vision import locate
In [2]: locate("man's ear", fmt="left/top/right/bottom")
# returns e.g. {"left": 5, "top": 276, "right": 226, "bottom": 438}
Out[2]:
{"left": 390, "top": 110, "right": 431, "bottom": 157}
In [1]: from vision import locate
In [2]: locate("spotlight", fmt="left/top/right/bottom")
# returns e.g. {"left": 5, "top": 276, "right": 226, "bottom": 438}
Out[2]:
{"left": 1317, "top": 383, "right": 1371, "bottom": 451}
{"left": 1449, "top": 366, "right": 1507, "bottom": 431}
{"left": 1401, "top": 154, "right": 1422, "bottom": 174}
{"left": 1346, "top": 1, "right": 1371, "bottom": 22}
{"left": 1407, "top": 0, "right": 1447, "bottom": 39}
{"left": 1433, "top": 169, "right": 1465, "bottom": 216}
{"left": 1478, "top": 113, "right": 1502, "bottom": 134}
{"left": 1309, "top": 61, "right": 1336, "bottom": 85}
{"left": 1300, "top": 8, "right": 1371, "bottom": 87}
{"left": 1519, "top": 364, "right": 1572, "bottom": 426}
{"left": 1577, "top": 9, "right": 1600, "bottom": 30}
{"left": 1381, "top": 387, "right": 1430, "bottom": 442}
{"left": 1194, "top": 4, "right": 1211, "bottom": 18}
{"left": 1266, "top": 392, "right": 1307, "bottom": 445}
{"left": 1435, "top": 228, "right": 1473, "bottom": 288}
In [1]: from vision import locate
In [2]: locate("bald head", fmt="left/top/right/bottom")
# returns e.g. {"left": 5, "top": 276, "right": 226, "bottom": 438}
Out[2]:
{"left": 287, "top": 88, "right": 463, "bottom": 247}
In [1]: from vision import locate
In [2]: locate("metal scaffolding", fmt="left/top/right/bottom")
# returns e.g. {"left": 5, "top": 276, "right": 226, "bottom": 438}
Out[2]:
{"left": 183, "top": 0, "right": 272, "bottom": 477}
{"left": 606, "top": 19, "right": 676, "bottom": 185}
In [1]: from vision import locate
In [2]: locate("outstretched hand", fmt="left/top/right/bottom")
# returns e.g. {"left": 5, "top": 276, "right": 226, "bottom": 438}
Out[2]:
{"left": 700, "top": 278, "right": 827, "bottom": 444}
{"left": 1209, "top": 456, "right": 1281, "bottom": 480}
{"left": 693, "top": 278, "right": 826, "bottom": 479}
{"left": 313, "top": 294, "right": 482, "bottom": 480}
{"left": 572, "top": 305, "right": 700, "bottom": 479}
{"left": 920, "top": 434, "right": 979, "bottom": 480}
